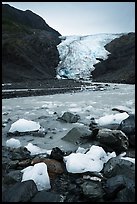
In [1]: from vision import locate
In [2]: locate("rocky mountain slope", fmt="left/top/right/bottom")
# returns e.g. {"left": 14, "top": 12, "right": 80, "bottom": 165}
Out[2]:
{"left": 91, "top": 32, "right": 135, "bottom": 84}
{"left": 2, "top": 4, "right": 61, "bottom": 83}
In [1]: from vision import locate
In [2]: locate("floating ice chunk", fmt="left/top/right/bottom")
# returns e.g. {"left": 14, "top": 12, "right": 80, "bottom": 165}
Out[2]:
{"left": 120, "top": 157, "right": 135, "bottom": 164}
{"left": 9, "top": 118, "right": 41, "bottom": 133}
{"left": 96, "top": 112, "right": 129, "bottom": 126}
{"left": 85, "top": 145, "right": 107, "bottom": 160}
{"left": 76, "top": 147, "right": 87, "bottom": 154}
{"left": 21, "top": 162, "right": 51, "bottom": 191}
{"left": 6, "top": 138, "right": 21, "bottom": 148}
{"left": 64, "top": 145, "right": 117, "bottom": 173}
{"left": 64, "top": 152, "right": 104, "bottom": 173}
{"left": 25, "top": 143, "right": 49, "bottom": 156}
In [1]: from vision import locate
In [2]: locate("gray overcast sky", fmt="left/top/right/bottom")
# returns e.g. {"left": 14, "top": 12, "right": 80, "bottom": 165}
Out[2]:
{"left": 3, "top": 2, "right": 135, "bottom": 36}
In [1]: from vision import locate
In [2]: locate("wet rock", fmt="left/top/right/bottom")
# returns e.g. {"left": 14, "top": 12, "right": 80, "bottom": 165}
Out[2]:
{"left": 30, "top": 190, "right": 64, "bottom": 202}
{"left": 113, "top": 185, "right": 135, "bottom": 202}
{"left": 7, "top": 131, "right": 22, "bottom": 137}
{"left": 118, "top": 114, "right": 135, "bottom": 146}
{"left": 89, "top": 117, "right": 98, "bottom": 128}
{"left": 112, "top": 107, "right": 129, "bottom": 113}
{"left": 7, "top": 131, "right": 28, "bottom": 137}
{"left": 96, "top": 128, "right": 129, "bottom": 154}
{"left": 2, "top": 146, "right": 32, "bottom": 174}
{"left": 2, "top": 170, "right": 22, "bottom": 188}
{"left": 128, "top": 134, "right": 135, "bottom": 147}
{"left": 125, "top": 148, "right": 135, "bottom": 158}
{"left": 52, "top": 172, "right": 88, "bottom": 202}
{"left": 30, "top": 131, "right": 47, "bottom": 137}
{"left": 11, "top": 146, "right": 31, "bottom": 160}
{"left": 2, "top": 118, "right": 12, "bottom": 127}
{"left": 62, "top": 126, "right": 92, "bottom": 144}
{"left": 37, "top": 115, "right": 48, "bottom": 119}
{"left": 102, "top": 175, "right": 135, "bottom": 201}
{"left": 2, "top": 180, "right": 38, "bottom": 202}
{"left": 2, "top": 148, "right": 12, "bottom": 174}
{"left": 2, "top": 146, "right": 12, "bottom": 158}
{"left": 49, "top": 147, "right": 64, "bottom": 161}
{"left": 18, "top": 158, "right": 32, "bottom": 167}
{"left": 81, "top": 180, "right": 105, "bottom": 201}
{"left": 8, "top": 160, "right": 19, "bottom": 170}
{"left": 103, "top": 157, "right": 135, "bottom": 180}
{"left": 58, "top": 111, "right": 80, "bottom": 123}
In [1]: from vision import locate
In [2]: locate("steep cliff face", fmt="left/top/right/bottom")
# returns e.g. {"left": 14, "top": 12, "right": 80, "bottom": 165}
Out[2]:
{"left": 2, "top": 4, "right": 61, "bottom": 83}
{"left": 91, "top": 32, "right": 135, "bottom": 84}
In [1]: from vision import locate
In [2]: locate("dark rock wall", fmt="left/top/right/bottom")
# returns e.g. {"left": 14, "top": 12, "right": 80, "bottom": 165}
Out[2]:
{"left": 2, "top": 4, "right": 61, "bottom": 83}
{"left": 91, "top": 33, "right": 135, "bottom": 84}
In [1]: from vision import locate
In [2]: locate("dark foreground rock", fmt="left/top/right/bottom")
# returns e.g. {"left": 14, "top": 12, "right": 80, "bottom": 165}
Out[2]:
{"left": 118, "top": 114, "right": 135, "bottom": 146}
{"left": 103, "top": 157, "right": 135, "bottom": 180}
{"left": 2, "top": 143, "right": 135, "bottom": 202}
{"left": 62, "top": 126, "right": 92, "bottom": 144}
{"left": 2, "top": 180, "right": 38, "bottom": 202}
{"left": 102, "top": 175, "right": 135, "bottom": 202}
{"left": 96, "top": 129, "right": 129, "bottom": 154}
{"left": 30, "top": 190, "right": 64, "bottom": 202}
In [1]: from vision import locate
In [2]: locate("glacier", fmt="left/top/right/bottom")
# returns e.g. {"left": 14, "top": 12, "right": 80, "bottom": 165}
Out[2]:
{"left": 56, "top": 33, "right": 124, "bottom": 80}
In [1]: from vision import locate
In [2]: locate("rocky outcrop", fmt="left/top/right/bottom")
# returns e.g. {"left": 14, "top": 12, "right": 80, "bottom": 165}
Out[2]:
{"left": 92, "top": 32, "right": 135, "bottom": 84}
{"left": 2, "top": 4, "right": 61, "bottom": 83}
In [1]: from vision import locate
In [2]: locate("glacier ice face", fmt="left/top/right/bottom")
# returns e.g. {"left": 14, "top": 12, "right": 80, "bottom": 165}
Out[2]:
{"left": 56, "top": 33, "right": 123, "bottom": 80}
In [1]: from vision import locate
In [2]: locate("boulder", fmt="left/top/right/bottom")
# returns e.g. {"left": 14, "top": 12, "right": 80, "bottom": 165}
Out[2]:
{"left": 118, "top": 114, "right": 135, "bottom": 146}
{"left": 2, "top": 180, "right": 38, "bottom": 202}
{"left": 11, "top": 146, "right": 31, "bottom": 160}
{"left": 103, "top": 157, "right": 135, "bottom": 180}
{"left": 58, "top": 111, "right": 80, "bottom": 123}
{"left": 3, "top": 170, "right": 22, "bottom": 186}
{"left": 49, "top": 147, "right": 64, "bottom": 161}
{"left": 102, "top": 175, "right": 135, "bottom": 201}
{"left": 81, "top": 180, "right": 105, "bottom": 201}
{"left": 62, "top": 126, "right": 92, "bottom": 144}
{"left": 113, "top": 185, "right": 135, "bottom": 202}
{"left": 96, "top": 128, "right": 129, "bottom": 154}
